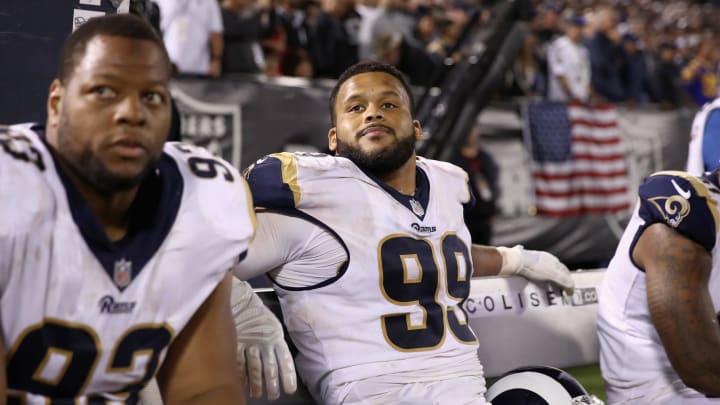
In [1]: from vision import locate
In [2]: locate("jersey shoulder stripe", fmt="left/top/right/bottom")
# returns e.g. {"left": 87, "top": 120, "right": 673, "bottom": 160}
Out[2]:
{"left": 638, "top": 170, "right": 719, "bottom": 252}
{"left": 245, "top": 152, "right": 340, "bottom": 210}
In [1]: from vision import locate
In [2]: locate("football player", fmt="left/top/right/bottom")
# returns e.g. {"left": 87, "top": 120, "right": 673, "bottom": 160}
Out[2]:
{"left": 0, "top": 14, "right": 255, "bottom": 404}
{"left": 235, "top": 61, "right": 575, "bottom": 404}
{"left": 597, "top": 170, "right": 720, "bottom": 403}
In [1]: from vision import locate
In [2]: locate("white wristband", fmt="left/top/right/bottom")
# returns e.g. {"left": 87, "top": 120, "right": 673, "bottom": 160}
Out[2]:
{"left": 497, "top": 245, "right": 523, "bottom": 276}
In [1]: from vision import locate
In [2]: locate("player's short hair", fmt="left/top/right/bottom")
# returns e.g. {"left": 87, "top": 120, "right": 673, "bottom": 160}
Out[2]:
{"left": 329, "top": 61, "right": 414, "bottom": 126}
{"left": 57, "top": 13, "right": 171, "bottom": 83}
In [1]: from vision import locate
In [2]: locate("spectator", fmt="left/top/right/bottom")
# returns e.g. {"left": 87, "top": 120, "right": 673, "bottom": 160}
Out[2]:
{"left": 585, "top": 6, "right": 625, "bottom": 102}
{"left": 653, "top": 42, "right": 684, "bottom": 109}
{"left": 376, "top": 33, "right": 440, "bottom": 86}
{"left": 284, "top": 48, "right": 315, "bottom": 77}
{"left": 681, "top": 37, "right": 718, "bottom": 107}
{"left": 306, "top": 0, "right": 361, "bottom": 78}
{"left": 359, "top": 0, "right": 418, "bottom": 61}
{"left": 129, "top": 0, "right": 161, "bottom": 34}
{"left": 155, "top": 0, "right": 224, "bottom": 77}
{"left": 221, "top": 0, "right": 266, "bottom": 74}
{"left": 502, "top": 32, "right": 545, "bottom": 98}
{"left": 620, "top": 33, "right": 648, "bottom": 106}
{"left": 452, "top": 125, "right": 499, "bottom": 245}
{"left": 547, "top": 15, "right": 590, "bottom": 102}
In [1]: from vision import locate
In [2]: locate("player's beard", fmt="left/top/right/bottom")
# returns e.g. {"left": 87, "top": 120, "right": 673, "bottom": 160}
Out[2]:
{"left": 336, "top": 129, "right": 417, "bottom": 177}
{"left": 55, "top": 119, "right": 155, "bottom": 195}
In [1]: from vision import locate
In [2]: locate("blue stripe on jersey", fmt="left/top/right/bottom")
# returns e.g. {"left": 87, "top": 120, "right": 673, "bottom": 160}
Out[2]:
{"left": 261, "top": 208, "right": 351, "bottom": 292}
{"left": 702, "top": 109, "right": 720, "bottom": 172}
{"left": 245, "top": 154, "right": 298, "bottom": 209}
{"left": 54, "top": 151, "right": 183, "bottom": 291}
{"left": 635, "top": 172, "right": 718, "bottom": 254}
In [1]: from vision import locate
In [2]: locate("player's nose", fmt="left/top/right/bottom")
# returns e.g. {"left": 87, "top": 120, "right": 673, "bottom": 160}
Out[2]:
{"left": 114, "top": 95, "right": 147, "bottom": 126}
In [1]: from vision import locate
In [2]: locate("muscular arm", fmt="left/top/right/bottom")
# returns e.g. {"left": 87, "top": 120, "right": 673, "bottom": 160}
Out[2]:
{"left": 156, "top": 274, "right": 245, "bottom": 404}
{"left": 635, "top": 223, "right": 720, "bottom": 395}
{"left": 470, "top": 245, "right": 503, "bottom": 277}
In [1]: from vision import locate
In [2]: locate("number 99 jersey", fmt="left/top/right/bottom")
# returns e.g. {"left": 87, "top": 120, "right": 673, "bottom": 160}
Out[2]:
{"left": 0, "top": 124, "right": 255, "bottom": 404}
{"left": 246, "top": 153, "right": 483, "bottom": 402}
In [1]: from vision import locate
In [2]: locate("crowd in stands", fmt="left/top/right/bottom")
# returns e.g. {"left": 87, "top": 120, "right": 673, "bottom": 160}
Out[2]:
{"left": 504, "top": 0, "right": 720, "bottom": 109}
{"left": 135, "top": 0, "right": 720, "bottom": 110}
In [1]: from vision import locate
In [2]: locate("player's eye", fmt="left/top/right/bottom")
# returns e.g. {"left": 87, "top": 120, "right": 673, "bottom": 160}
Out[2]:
{"left": 348, "top": 105, "right": 365, "bottom": 113}
{"left": 92, "top": 86, "right": 117, "bottom": 99}
{"left": 143, "top": 92, "right": 165, "bottom": 105}
{"left": 382, "top": 102, "right": 398, "bottom": 109}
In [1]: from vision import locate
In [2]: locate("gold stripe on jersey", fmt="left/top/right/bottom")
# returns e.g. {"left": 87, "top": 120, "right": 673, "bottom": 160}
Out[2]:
{"left": 270, "top": 152, "right": 301, "bottom": 206}
{"left": 651, "top": 171, "right": 720, "bottom": 230}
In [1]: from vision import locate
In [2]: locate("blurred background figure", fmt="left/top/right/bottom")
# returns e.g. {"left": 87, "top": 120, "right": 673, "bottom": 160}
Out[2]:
{"left": 221, "top": 0, "right": 267, "bottom": 74}
{"left": 502, "top": 31, "right": 545, "bottom": 99}
{"left": 681, "top": 36, "right": 718, "bottom": 107}
{"left": 585, "top": 6, "right": 624, "bottom": 103}
{"left": 453, "top": 125, "right": 499, "bottom": 245}
{"left": 652, "top": 42, "right": 683, "bottom": 110}
{"left": 306, "top": 0, "right": 361, "bottom": 78}
{"left": 155, "top": 0, "right": 224, "bottom": 76}
{"left": 620, "top": 33, "right": 648, "bottom": 107}
{"left": 129, "top": 0, "right": 161, "bottom": 33}
{"left": 359, "top": 0, "right": 417, "bottom": 61}
{"left": 546, "top": 14, "right": 590, "bottom": 103}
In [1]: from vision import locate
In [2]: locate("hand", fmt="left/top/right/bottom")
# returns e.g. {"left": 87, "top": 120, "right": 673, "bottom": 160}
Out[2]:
{"left": 497, "top": 245, "right": 575, "bottom": 291}
{"left": 231, "top": 279, "right": 297, "bottom": 400}
{"left": 208, "top": 59, "right": 222, "bottom": 78}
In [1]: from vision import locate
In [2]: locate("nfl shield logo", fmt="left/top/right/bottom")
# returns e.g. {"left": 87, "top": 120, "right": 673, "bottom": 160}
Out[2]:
{"left": 113, "top": 258, "right": 133, "bottom": 288}
{"left": 409, "top": 199, "right": 425, "bottom": 217}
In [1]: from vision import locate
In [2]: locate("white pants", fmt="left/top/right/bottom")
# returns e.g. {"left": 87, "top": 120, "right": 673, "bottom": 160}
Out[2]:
{"left": 608, "top": 377, "right": 720, "bottom": 405}
{"left": 330, "top": 375, "right": 489, "bottom": 405}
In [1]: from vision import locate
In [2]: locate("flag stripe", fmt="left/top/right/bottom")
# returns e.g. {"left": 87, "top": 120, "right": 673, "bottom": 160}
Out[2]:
{"left": 526, "top": 102, "right": 631, "bottom": 216}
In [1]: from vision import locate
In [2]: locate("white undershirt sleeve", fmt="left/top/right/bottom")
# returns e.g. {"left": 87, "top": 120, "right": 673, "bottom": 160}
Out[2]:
{"left": 232, "top": 211, "right": 347, "bottom": 289}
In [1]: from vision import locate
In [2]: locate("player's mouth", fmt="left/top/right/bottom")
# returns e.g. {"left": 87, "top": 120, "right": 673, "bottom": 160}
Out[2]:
{"left": 109, "top": 139, "right": 147, "bottom": 159}
{"left": 359, "top": 124, "right": 393, "bottom": 138}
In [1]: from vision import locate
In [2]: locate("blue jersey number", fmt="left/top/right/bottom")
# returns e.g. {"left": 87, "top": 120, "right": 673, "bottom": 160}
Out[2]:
{"left": 173, "top": 143, "right": 234, "bottom": 182}
{"left": 7, "top": 319, "right": 172, "bottom": 403}
{"left": 0, "top": 129, "right": 45, "bottom": 171}
{"left": 379, "top": 234, "right": 476, "bottom": 351}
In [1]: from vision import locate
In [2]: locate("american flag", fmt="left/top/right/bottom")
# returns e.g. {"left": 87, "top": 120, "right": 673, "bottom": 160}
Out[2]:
{"left": 523, "top": 101, "right": 631, "bottom": 216}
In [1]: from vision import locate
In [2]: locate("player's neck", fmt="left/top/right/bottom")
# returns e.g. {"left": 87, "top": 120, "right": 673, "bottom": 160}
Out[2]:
{"left": 377, "top": 154, "right": 417, "bottom": 196}
{"left": 63, "top": 169, "right": 139, "bottom": 242}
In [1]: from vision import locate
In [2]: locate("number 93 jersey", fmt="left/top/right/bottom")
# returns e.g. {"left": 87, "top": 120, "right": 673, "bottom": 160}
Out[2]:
{"left": 0, "top": 124, "right": 255, "bottom": 404}
{"left": 246, "top": 153, "right": 482, "bottom": 396}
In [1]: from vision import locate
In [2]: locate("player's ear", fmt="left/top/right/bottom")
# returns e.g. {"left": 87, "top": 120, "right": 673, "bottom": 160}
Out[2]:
{"left": 413, "top": 120, "right": 423, "bottom": 141}
{"left": 328, "top": 127, "right": 337, "bottom": 153}
{"left": 47, "top": 79, "right": 63, "bottom": 129}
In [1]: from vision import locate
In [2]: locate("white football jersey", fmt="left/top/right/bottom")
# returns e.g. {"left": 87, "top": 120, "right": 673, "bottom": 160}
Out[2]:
{"left": 0, "top": 124, "right": 255, "bottom": 404}
{"left": 245, "top": 152, "right": 484, "bottom": 403}
{"left": 597, "top": 171, "right": 720, "bottom": 404}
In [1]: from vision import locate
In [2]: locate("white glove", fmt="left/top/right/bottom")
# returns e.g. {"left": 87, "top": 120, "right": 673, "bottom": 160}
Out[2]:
{"left": 496, "top": 245, "right": 575, "bottom": 291}
{"left": 231, "top": 278, "right": 297, "bottom": 400}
